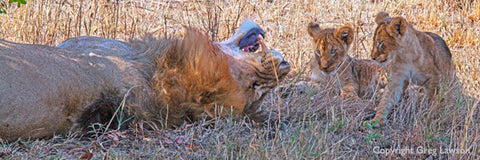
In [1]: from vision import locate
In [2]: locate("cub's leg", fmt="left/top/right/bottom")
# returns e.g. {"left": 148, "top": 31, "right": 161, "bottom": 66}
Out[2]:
{"left": 423, "top": 76, "right": 440, "bottom": 103}
{"left": 367, "top": 77, "right": 408, "bottom": 127}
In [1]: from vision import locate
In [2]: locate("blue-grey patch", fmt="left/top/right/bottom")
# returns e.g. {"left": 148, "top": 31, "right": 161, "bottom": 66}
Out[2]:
{"left": 219, "top": 19, "right": 262, "bottom": 56}
{"left": 238, "top": 28, "right": 265, "bottom": 52}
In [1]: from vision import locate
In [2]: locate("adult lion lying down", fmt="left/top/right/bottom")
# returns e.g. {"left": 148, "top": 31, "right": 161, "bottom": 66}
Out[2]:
{"left": 0, "top": 20, "right": 290, "bottom": 141}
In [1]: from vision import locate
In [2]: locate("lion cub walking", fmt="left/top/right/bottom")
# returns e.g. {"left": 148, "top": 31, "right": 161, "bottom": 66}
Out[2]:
{"left": 307, "top": 23, "right": 387, "bottom": 100}
{"left": 368, "top": 12, "right": 454, "bottom": 126}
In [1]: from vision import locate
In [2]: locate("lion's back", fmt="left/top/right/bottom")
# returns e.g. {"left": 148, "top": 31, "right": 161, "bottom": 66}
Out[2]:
{"left": 425, "top": 32, "right": 454, "bottom": 77}
{"left": 57, "top": 36, "right": 135, "bottom": 57}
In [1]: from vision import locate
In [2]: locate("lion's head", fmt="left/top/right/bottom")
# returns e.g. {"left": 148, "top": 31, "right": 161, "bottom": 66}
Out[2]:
{"left": 231, "top": 40, "right": 291, "bottom": 111}
{"left": 370, "top": 12, "right": 409, "bottom": 66}
{"left": 307, "top": 23, "right": 354, "bottom": 76}
{"left": 153, "top": 20, "right": 290, "bottom": 126}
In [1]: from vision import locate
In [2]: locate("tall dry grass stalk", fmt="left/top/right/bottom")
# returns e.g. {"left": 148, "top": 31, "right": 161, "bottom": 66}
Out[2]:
{"left": 0, "top": 0, "right": 478, "bottom": 159}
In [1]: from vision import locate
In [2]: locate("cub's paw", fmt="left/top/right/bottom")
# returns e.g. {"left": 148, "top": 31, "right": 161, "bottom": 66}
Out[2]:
{"left": 340, "top": 92, "right": 359, "bottom": 100}
{"left": 363, "top": 118, "right": 384, "bottom": 129}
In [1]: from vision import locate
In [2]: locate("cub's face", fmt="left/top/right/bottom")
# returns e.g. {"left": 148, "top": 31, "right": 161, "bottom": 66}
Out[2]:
{"left": 307, "top": 23, "right": 354, "bottom": 75}
{"left": 371, "top": 12, "right": 408, "bottom": 66}
{"left": 371, "top": 26, "right": 396, "bottom": 65}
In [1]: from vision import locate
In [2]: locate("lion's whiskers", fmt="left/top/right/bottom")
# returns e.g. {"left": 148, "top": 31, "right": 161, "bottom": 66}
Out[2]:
{"left": 258, "top": 35, "right": 270, "bottom": 52}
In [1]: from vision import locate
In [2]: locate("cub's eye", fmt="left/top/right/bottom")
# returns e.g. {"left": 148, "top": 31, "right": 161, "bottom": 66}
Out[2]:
{"left": 330, "top": 49, "right": 337, "bottom": 55}
{"left": 377, "top": 41, "right": 384, "bottom": 48}
{"left": 315, "top": 49, "right": 321, "bottom": 56}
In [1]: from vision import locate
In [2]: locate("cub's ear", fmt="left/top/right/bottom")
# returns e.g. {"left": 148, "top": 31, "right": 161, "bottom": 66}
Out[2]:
{"left": 375, "top": 11, "right": 390, "bottom": 25}
{"left": 335, "top": 26, "right": 354, "bottom": 46}
{"left": 307, "top": 22, "right": 322, "bottom": 38}
{"left": 386, "top": 17, "right": 407, "bottom": 39}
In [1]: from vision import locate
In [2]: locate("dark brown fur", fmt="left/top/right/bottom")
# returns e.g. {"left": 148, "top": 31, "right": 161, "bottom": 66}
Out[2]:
{"left": 78, "top": 90, "right": 128, "bottom": 137}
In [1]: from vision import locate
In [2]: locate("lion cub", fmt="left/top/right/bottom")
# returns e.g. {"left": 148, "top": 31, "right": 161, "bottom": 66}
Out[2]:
{"left": 307, "top": 23, "right": 387, "bottom": 100}
{"left": 368, "top": 12, "right": 454, "bottom": 126}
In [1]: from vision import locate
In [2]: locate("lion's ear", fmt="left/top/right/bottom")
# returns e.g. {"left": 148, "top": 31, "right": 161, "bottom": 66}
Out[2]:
{"left": 335, "top": 26, "right": 354, "bottom": 46}
{"left": 307, "top": 22, "right": 322, "bottom": 39}
{"left": 375, "top": 11, "right": 390, "bottom": 24}
{"left": 386, "top": 17, "right": 407, "bottom": 39}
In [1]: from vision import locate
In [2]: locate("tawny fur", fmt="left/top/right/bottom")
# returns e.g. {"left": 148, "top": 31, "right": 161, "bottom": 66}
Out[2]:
{"left": 307, "top": 23, "right": 387, "bottom": 100}
{"left": 0, "top": 39, "right": 145, "bottom": 141}
{"left": 0, "top": 21, "right": 290, "bottom": 141}
{"left": 368, "top": 12, "right": 454, "bottom": 126}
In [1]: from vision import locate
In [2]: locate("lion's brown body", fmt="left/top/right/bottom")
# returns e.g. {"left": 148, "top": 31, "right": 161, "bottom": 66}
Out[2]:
{"left": 0, "top": 21, "right": 290, "bottom": 141}
{"left": 307, "top": 23, "right": 387, "bottom": 99}
{"left": 0, "top": 39, "right": 146, "bottom": 141}
{"left": 368, "top": 12, "right": 454, "bottom": 126}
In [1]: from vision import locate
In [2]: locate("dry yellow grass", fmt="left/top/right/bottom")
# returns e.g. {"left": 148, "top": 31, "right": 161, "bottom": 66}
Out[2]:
{"left": 0, "top": 0, "right": 479, "bottom": 159}
{"left": 1, "top": 0, "right": 478, "bottom": 97}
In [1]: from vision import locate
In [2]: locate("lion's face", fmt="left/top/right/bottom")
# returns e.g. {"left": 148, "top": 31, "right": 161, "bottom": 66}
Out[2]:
{"left": 217, "top": 20, "right": 290, "bottom": 107}
{"left": 244, "top": 50, "right": 290, "bottom": 102}
{"left": 307, "top": 23, "right": 354, "bottom": 75}
{"left": 371, "top": 12, "right": 408, "bottom": 66}
{"left": 229, "top": 37, "right": 290, "bottom": 109}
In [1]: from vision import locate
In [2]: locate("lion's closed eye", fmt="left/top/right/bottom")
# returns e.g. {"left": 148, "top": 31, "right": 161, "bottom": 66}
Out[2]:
{"left": 376, "top": 41, "right": 384, "bottom": 48}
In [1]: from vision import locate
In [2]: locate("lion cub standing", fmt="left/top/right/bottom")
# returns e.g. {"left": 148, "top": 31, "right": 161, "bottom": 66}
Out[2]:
{"left": 368, "top": 12, "right": 454, "bottom": 126}
{"left": 307, "top": 23, "right": 387, "bottom": 100}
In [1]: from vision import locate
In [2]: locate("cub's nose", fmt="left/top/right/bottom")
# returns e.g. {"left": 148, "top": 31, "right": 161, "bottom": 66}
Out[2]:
{"left": 321, "top": 66, "right": 329, "bottom": 70}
